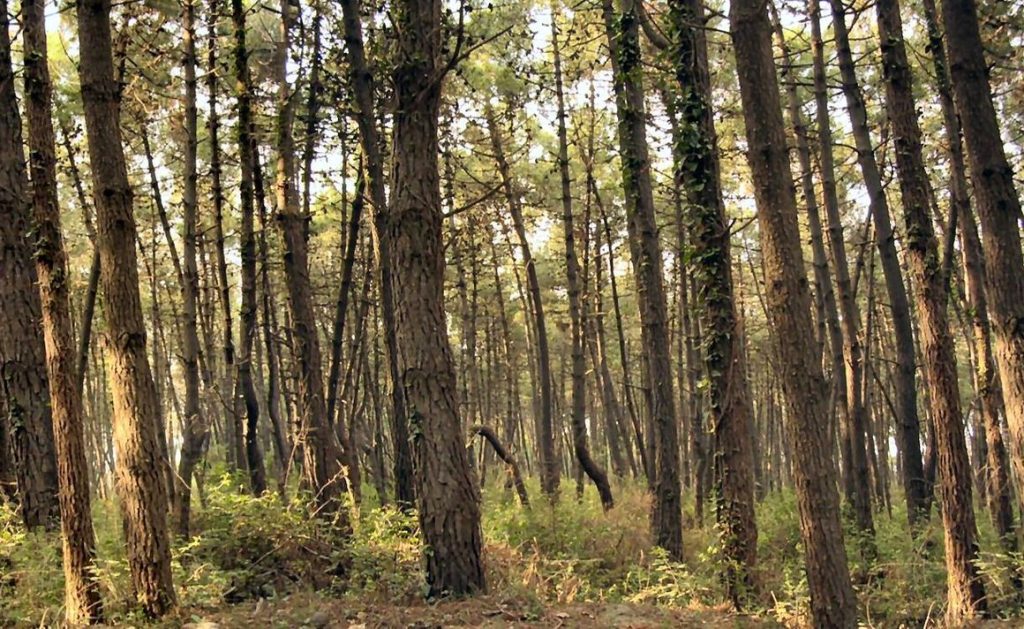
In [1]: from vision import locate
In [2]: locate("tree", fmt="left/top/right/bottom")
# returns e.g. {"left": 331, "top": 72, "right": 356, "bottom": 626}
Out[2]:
{"left": 824, "top": 0, "right": 926, "bottom": 526}
{"left": 274, "top": 0, "right": 349, "bottom": 519}
{"left": 75, "top": 0, "right": 176, "bottom": 615}
{"left": 389, "top": 0, "right": 485, "bottom": 596}
{"left": 728, "top": 0, "right": 857, "bottom": 624}
{"left": 664, "top": 0, "right": 758, "bottom": 601}
{"left": 0, "top": 0, "right": 59, "bottom": 532}
{"left": 176, "top": 0, "right": 207, "bottom": 537}
{"left": 940, "top": 0, "right": 1024, "bottom": 532}
{"left": 551, "top": 2, "right": 613, "bottom": 510}
{"left": 601, "top": 0, "right": 683, "bottom": 560}
{"left": 876, "top": 0, "right": 987, "bottom": 617}
{"left": 21, "top": 0, "right": 104, "bottom": 619}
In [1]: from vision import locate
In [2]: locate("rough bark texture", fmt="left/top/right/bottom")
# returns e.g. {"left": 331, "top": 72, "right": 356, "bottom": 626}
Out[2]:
{"left": 666, "top": 0, "right": 757, "bottom": 600}
{"left": 941, "top": 0, "right": 1024, "bottom": 547}
{"left": 601, "top": 0, "right": 682, "bottom": 560}
{"left": 75, "top": 0, "right": 176, "bottom": 615}
{"left": 918, "top": 0, "right": 1015, "bottom": 548}
{"left": 21, "top": 0, "right": 105, "bottom": 619}
{"left": 877, "top": 0, "right": 987, "bottom": 617}
{"left": 0, "top": 0, "right": 60, "bottom": 531}
{"left": 390, "top": 0, "right": 486, "bottom": 596}
{"left": 728, "top": 0, "right": 856, "bottom": 625}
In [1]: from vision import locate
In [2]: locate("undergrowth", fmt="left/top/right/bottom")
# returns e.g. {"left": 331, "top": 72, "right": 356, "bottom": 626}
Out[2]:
{"left": 2, "top": 474, "right": 1023, "bottom": 627}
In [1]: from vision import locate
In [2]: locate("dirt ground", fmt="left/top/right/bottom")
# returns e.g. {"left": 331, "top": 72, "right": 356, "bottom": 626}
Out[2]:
{"left": 177, "top": 593, "right": 775, "bottom": 628}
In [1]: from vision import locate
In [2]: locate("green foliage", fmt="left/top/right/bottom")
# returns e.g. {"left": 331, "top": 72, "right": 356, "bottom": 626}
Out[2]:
{"left": 5, "top": 482, "right": 1024, "bottom": 626}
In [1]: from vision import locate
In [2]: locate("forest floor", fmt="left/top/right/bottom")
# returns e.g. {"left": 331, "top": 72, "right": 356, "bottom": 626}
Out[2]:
{"left": 6, "top": 477, "right": 1024, "bottom": 627}
{"left": 177, "top": 592, "right": 772, "bottom": 628}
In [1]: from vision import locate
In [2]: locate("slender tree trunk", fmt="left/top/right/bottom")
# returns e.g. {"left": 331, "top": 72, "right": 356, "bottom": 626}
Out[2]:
{"left": 20, "top": 0, "right": 104, "bottom": 619}
{"left": 485, "top": 106, "right": 560, "bottom": 500}
{"left": 390, "top": 0, "right": 486, "bottom": 596}
{"left": 75, "top": 0, "right": 176, "bottom": 615}
{"left": 601, "top": 0, "right": 682, "bottom": 560}
{"left": 666, "top": 0, "right": 758, "bottom": 597}
{"left": 728, "top": 0, "right": 856, "bottom": 625}
{"left": 232, "top": 0, "right": 267, "bottom": 496}
{"left": 176, "top": 0, "right": 209, "bottom": 537}
{"left": 274, "top": 0, "right": 349, "bottom": 521}
{"left": 823, "top": 0, "right": 927, "bottom": 525}
{"left": 339, "top": 0, "right": 414, "bottom": 508}
{"left": 551, "top": 3, "right": 613, "bottom": 509}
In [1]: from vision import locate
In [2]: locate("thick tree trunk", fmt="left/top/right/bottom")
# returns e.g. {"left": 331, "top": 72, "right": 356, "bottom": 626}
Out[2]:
{"left": 922, "top": 0, "right": 1014, "bottom": 543}
{"left": 728, "top": 0, "right": 856, "bottom": 625}
{"left": 75, "top": 0, "right": 176, "bottom": 615}
{"left": 390, "top": 0, "right": 486, "bottom": 596}
{"left": 20, "top": 0, "right": 104, "bottom": 620}
{"left": 0, "top": 0, "right": 60, "bottom": 533}
{"left": 941, "top": 0, "right": 1024, "bottom": 551}
{"left": 601, "top": 0, "right": 682, "bottom": 560}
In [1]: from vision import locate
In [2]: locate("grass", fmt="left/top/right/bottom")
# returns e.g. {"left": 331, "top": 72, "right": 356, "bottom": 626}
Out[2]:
{"left": 2, "top": 472, "right": 1023, "bottom": 627}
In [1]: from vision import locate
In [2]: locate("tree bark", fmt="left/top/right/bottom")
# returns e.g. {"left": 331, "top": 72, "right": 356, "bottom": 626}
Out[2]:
{"left": 274, "top": 0, "right": 349, "bottom": 521}
{"left": 0, "top": 0, "right": 60, "bottom": 533}
{"left": 823, "top": 0, "right": 926, "bottom": 526}
{"left": 551, "top": 3, "right": 614, "bottom": 510}
{"left": 728, "top": 0, "right": 856, "bottom": 625}
{"left": 666, "top": 0, "right": 758, "bottom": 598}
{"left": 232, "top": 0, "right": 267, "bottom": 496}
{"left": 75, "top": 0, "right": 176, "bottom": 615}
{"left": 940, "top": 0, "right": 1024, "bottom": 552}
{"left": 20, "top": 0, "right": 105, "bottom": 619}
{"left": 390, "top": 0, "right": 486, "bottom": 596}
{"left": 877, "top": 0, "right": 987, "bottom": 617}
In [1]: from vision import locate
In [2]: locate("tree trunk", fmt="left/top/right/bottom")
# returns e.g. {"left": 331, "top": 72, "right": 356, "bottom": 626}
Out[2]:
{"left": 231, "top": 0, "right": 267, "bottom": 496}
{"left": 0, "top": 0, "right": 60, "bottom": 533}
{"left": 601, "top": 0, "right": 682, "bottom": 560}
{"left": 551, "top": 4, "right": 613, "bottom": 509}
{"left": 75, "top": 0, "right": 176, "bottom": 615}
{"left": 666, "top": 0, "right": 758, "bottom": 598}
{"left": 728, "top": 0, "right": 856, "bottom": 625}
{"left": 824, "top": 0, "right": 926, "bottom": 526}
{"left": 472, "top": 425, "right": 530, "bottom": 509}
{"left": 876, "top": 0, "right": 987, "bottom": 617}
{"left": 175, "top": 0, "right": 209, "bottom": 537}
{"left": 274, "top": 0, "right": 349, "bottom": 521}
{"left": 485, "top": 106, "right": 560, "bottom": 500}
{"left": 339, "top": 0, "right": 414, "bottom": 509}
{"left": 940, "top": 0, "right": 1024, "bottom": 550}
{"left": 390, "top": 0, "right": 486, "bottom": 596}
{"left": 20, "top": 0, "right": 104, "bottom": 619}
